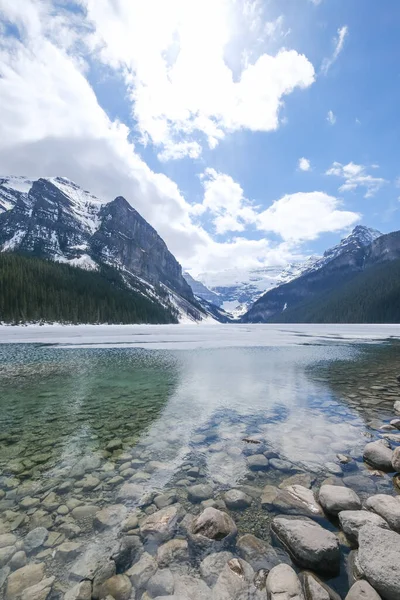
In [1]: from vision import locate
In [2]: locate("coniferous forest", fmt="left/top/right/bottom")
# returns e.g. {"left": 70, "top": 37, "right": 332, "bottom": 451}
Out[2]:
{"left": 272, "top": 258, "right": 400, "bottom": 323}
{"left": 0, "top": 253, "right": 178, "bottom": 324}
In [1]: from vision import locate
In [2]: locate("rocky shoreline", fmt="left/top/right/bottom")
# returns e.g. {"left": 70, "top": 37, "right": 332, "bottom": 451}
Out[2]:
{"left": 1, "top": 388, "right": 400, "bottom": 598}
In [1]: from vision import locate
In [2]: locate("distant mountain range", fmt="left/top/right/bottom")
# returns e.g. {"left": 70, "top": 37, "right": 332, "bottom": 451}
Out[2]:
{"left": 2, "top": 175, "right": 400, "bottom": 325}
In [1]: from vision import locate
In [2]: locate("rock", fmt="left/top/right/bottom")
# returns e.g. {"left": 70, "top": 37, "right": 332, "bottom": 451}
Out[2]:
{"left": 390, "top": 419, "right": 400, "bottom": 430}
{"left": 111, "top": 535, "right": 143, "bottom": 573}
{"left": 345, "top": 580, "right": 381, "bottom": 600}
{"left": 140, "top": 505, "right": 184, "bottom": 542}
{"left": 266, "top": 564, "right": 304, "bottom": 600}
{"left": 301, "top": 571, "right": 341, "bottom": 600}
{"left": 190, "top": 507, "right": 237, "bottom": 541}
{"left": 81, "top": 474, "right": 100, "bottom": 491}
{"left": 24, "top": 527, "right": 48, "bottom": 553}
{"left": 236, "top": 534, "right": 279, "bottom": 571}
{"left": 100, "top": 574, "right": 132, "bottom": 600}
{"left": 56, "top": 541, "right": 82, "bottom": 561}
{"left": 116, "top": 483, "right": 143, "bottom": 502}
{"left": 9, "top": 551, "right": 26, "bottom": 570}
{"left": 6, "top": 563, "right": 45, "bottom": 599}
{"left": 271, "top": 516, "right": 340, "bottom": 575}
{"left": 18, "top": 577, "right": 54, "bottom": 600}
{"left": 156, "top": 539, "right": 189, "bottom": 567}
{"left": 127, "top": 552, "right": 157, "bottom": 589}
{"left": 318, "top": 485, "right": 361, "bottom": 516}
{"left": 279, "top": 473, "right": 313, "bottom": 489}
{"left": 92, "top": 561, "right": 117, "bottom": 598}
{"left": 154, "top": 492, "right": 178, "bottom": 509}
{"left": 199, "top": 551, "right": 233, "bottom": 586}
{"left": 43, "top": 531, "right": 65, "bottom": 548}
{"left": 358, "top": 524, "right": 400, "bottom": 600}
{"left": 262, "top": 485, "right": 323, "bottom": 517}
{"left": 337, "top": 454, "right": 352, "bottom": 464}
{"left": 0, "top": 546, "right": 15, "bottom": 568}
{"left": 121, "top": 513, "right": 138, "bottom": 532}
{"left": 0, "top": 534, "right": 16, "bottom": 549}
{"left": 0, "top": 566, "right": 10, "bottom": 590}
{"left": 93, "top": 505, "right": 127, "bottom": 530}
{"left": 187, "top": 484, "right": 213, "bottom": 503}
{"left": 247, "top": 455, "right": 269, "bottom": 471}
{"left": 64, "top": 580, "right": 92, "bottom": 600}
{"left": 339, "top": 510, "right": 389, "bottom": 546}
{"left": 363, "top": 440, "right": 394, "bottom": 471}
{"left": 391, "top": 446, "right": 400, "bottom": 472}
{"left": 29, "top": 511, "right": 53, "bottom": 530}
{"left": 58, "top": 522, "right": 81, "bottom": 539}
{"left": 364, "top": 494, "right": 400, "bottom": 532}
{"left": 270, "top": 458, "right": 293, "bottom": 472}
{"left": 223, "top": 489, "right": 252, "bottom": 510}
{"left": 71, "top": 505, "right": 100, "bottom": 520}
{"left": 173, "top": 574, "right": 211, "bottom": 600}
{"left": 70, "top": 455, "right": 101, "bottom": 478}
{"left": 212, "top": 558, "right": 254, "bottom": 599}
{"left": 394, "top": 400, "right": 400, "bottom": 414}
{"left": 147, "top": 569, "right": 175, "bottom": 597}
{"left": 106, "top": 439, "right": 123, "bottom": 452}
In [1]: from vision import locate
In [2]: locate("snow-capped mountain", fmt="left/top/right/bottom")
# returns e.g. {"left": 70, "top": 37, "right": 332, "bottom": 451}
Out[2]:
{"left": 243, "top": 225, "right": 384, "bottom": 323}
{"left": 0, "top": 176, "right": 212, "bottom": 323}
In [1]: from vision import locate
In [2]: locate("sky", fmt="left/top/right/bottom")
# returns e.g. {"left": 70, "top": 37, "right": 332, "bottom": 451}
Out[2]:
{"left": 0, "top": 0, "right": 399, "bottom": 278}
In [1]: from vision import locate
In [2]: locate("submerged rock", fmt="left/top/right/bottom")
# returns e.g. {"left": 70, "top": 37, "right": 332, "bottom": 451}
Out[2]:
{"left": 358, "top": 524, "right": 400, "bottom": 600}
{"left": 212, "top": 558, "right": 254, "bottom": 600}
{"left": 199, "top": 551, "right": 233, "bottom": 586}
{"left": 223, "top": 489, "right": 252, "bottom": 510}
{"left": 140, "top": 505, "right": 184, "bottom": 542}
{"left": 156, "top": 538, "right": 189, "bottom": 567}
{"left": 363, "top": 440, "right": 394, "bottom": 471}
{"left": 6, "top": 562, "right": 45, "bottom": 599}
{"left": 93, "top": 505, "right": 127, "bottom": 530}
{"left": 236, "top": 534, "right": 279, "bottom": 571}
{"left": 100, "top": 574, "right": 132, "bottom": 600}
{"left": 318, "top": 485, "right": 361, "bottom": 516}
{"left": 127, "top": 552, "right": 157, "bottom": 589}
{"left": 247, "top": 455, "right": 269, "bottom": 471}
{"left": 187, "top": 484, "right": 213, "bottom": 503}
{"left": 190, "top": 507, "right": 237, "bottom": 542}
{"left": 271, "top": 516, "right": 340, "bottom": 575}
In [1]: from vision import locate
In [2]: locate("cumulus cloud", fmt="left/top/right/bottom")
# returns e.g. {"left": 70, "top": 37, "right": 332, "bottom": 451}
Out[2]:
{"left": 321, "top": 25, "right": 349, "bottom": 75}
{"left": 327, "top": 110, "right": 336, "bottom": 125}
{"left": 326, "top": 162, "right": 387, "bottom": 198}
{"left": 82, "top": 0, "right": 315, "bottom": 160}
{"left": 256, "top": 191, "right": 360, "bottom": 241}
{"left": 298, "top": 157, "right": 311, "bottom": 171}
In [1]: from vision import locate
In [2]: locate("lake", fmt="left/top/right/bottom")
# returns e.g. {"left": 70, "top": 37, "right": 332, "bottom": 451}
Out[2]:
{"left": 0, "top": 324, "right": 400, "bottom": 599}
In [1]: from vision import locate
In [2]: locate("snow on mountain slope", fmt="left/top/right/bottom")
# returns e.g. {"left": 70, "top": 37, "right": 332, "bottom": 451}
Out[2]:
{"left": 0, "top": 176, "right": 33, "bottom": 212}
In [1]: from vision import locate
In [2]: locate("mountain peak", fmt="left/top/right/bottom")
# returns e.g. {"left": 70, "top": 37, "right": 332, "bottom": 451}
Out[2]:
{"left": 348, "top": 225, "right": 382, "bottom": 244}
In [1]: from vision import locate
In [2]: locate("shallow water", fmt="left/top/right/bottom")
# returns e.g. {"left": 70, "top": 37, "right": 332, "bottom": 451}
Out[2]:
{"left": 1, "top": 327, "right": 400, "bottom": 597}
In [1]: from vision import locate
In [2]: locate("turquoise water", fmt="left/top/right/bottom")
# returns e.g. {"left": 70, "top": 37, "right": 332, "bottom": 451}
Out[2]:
{"left": 0, "top": 339, "right": 399, "bottom": 596}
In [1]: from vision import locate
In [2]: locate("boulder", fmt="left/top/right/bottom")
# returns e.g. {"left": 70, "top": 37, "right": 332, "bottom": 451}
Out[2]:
{"left": 19, "top": 576, "right": 55, "bottom": 600}
{"left": 156, "top": 539, "right": 189, "bottom": 567}
{"left": 301, "top": 571, "right": 341, "bottom": 600}
{"left": 339, "top": 510, "right": 389, "bottom": 546}
{"left": 212, "top": 558, "right": 254, "bottom": 599}
{"left": 127, "top": 552, "right": 157, "bottom": 589}
{"left": 266, "top": 564, "right": 304, "bottom": 600}
{"left": 24, "top": 527, "right": 48, "bottom": 553}
{"left": 100, "top": 574, "right": 132, "bottom": 600}
{"left": 223, "top": 489, "right": 252, "bottom": 510}
{"left": 190, "top": 507, "right": 237, "bottom": 543}
{"left": 236, "top": 534, "right": 279, "bottom": 571}
{"left": 140, "top": 505, "right": 184, "bottom": 542}
{"left": 187, "top": 484, "right": 213, "bottom": 503}
{"left": 199, "top": 551, "right": 233, "bottom": 586}
{"left": 391, "top": 446, "right": 400, "bottom": 472}
{"left": 363, "top": 440, "right": 394, "bottom": 471}
{"left": 93, "top": 505, "right": 127, "bottom": 530}
{"left": 364, "top": 494, "right": 400, "bottom": 532}
{"left": 6, "top": 563, "right": 45, "bottom": 599}
{"left": 358, "top": 524, "right": 400, "bottom": 600}
{"left": 173, "top": 574, "right": 211, "bottom": 600}
{"left": 64, "top": 580, "right": 92, "bottom": 600}
{"left": 146, "top": 569, "right": 175, "bottom": 597}
{"left": 345, "top": 580, "right": 381, "bottom": 600}
{"left": 271, "top": 516, "right": 340, "bottom": 575}
{"left": 247, "top": 455, "right": 269, "bottom": 471}
{"left": 318, "top": 485, "right": 361, "bottom": 516}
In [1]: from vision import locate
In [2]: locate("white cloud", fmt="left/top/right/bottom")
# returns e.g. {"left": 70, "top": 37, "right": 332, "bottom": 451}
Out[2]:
{"left": 256, "top": 191, "right": 360, "bottom": 241}
{"left": 298, "top": 157, "right": 311, "bottom": 172}
{"left": 82, "top": 0, "right": 315, "bottom": 160}
{"left": 321, "top": 25, "right": 349, "bottom": 75}
{"left": 326, "top": 162, "right": 387, "bottom": 198}
{"left": 327, "top": 110, "right": 336, "bottom": 125}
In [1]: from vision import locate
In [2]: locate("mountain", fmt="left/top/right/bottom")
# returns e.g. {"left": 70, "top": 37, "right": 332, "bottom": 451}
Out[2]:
{"left": 183, "top": 272, "right": 223, "bottom": 307}
{"left": 0, "top": 176, "right": 208, "bottom": 323}
{"left": 242, "top": 226, "right": 384, "bottom": 323}
{"left": 195, "top": 261, "right": 319, "bottom": 317}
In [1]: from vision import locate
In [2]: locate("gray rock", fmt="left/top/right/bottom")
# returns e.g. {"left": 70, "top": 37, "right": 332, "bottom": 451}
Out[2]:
{"left": 99, "top": 574, "right": 132, "bottom": 600}
{"left": 0, "top": 546, "right": 15, "bottom": 568}
{"left": 262, "top": 485, "right": 322, "bottom": 517}
{"left": 364, "top": 494, "right": 400, "bottom": 532}
{"left": 301, "top": 571, "right": 341, "bottom": 600}
{"left": 92, "top": 561, "right": 117, "bottom": 599}
{"left": 247, "top": 455, "right": 269, "bottom": 471}
{"left": 390, "top": 419, "right": 400, "bottom": 430}
{"left": 266, "top": 564, "right": 304, "bottom": 600}
{"left": 147, "top": 569, "right": 175, "bottom": 596}
{"left": 270, "top": 458, "right": 293, "bottom": 472}
{"left": 64, "top": 580, "right": 92, "bottom": 600}
{"left": 212, "top": 558, "right": 254, "bottom": 600}
{"left": 345, "top": 580, "right": 381, "bottom": 600}
{"left": 363, "top": 440, "right": 394, "bottom": 471}
{"left": 279, "top": 473, "right": 313, "bottom": 489}
{"left": 24, "top": 527, "right": 48, "bottom": 553}
{"left": 154, "top": 492, "right": 178, "bottom": 509}
{"left": 271, "top": 516, "right": 340, "bottom": 575}
{"left": 127, "top": 552, "right": 157, "bottom": 589}
{"left": 391, "top": 446, "right": 400, "bottom": 472}
{"left": 173, "top": 574, "right": 211, "bottom": 600}
{"left": 71, "top": 505, "right": 100, "bottom": 520}
{"left": 358, "top": 524, "right": 400, "bottom": 600}
{"left": 190, "top": 507, "right": 237, "bottom": 542}
{"left": 236, "top": 534, "right": 279, "bottom": 571}
{"left": 199, "top": 551, "right": 233, "bottom": 586}
{"left": 9, "top": 551, "right": 26, "bottom": 571}
{"left": 56, "top": 541, "right": 82, "bottom": 561}
{"left": 318, "top": 485, "right": 361, "bottom": 516}
{"left": 70, "top": 455, "right": 101, "bottom": 478}
{"left": 0, "top": 566, "right": 10, "bottom": 590}
{"left": 111, "top": 535, "right": 143, "bottom": 573}
{"left": 140, "top": 505, "right": 184, "bottom": 542}
{"left": 106, "top": 439, "right": 123, "bottom": 452}
{"left": 0, "top": 534, "right": 16, "bottom": 549}
{"left": 223, "top": 489, "right": 252, "bottom": 510}
{"left": 339, "top": 510, "right": 389, "bottom": 546}
{"left": 5, "top": 563, "right": 45, "bottom": 599}
{"left": 93, "top": 505, "right": 127, "bottom": 530}
{"left": 394, "top": 400, "right": 400, "bottom": 414}
{"left": 187, "top": 484, "right": 213, "bottom": 503}
{"left": 18, "top": 576, "right": 55, "bottom": 600}
{"left": 116, "top": 483, "right": 144, "bottom": 502}
{"left": 156, "top": 539, "right": 189, "bottom": 567}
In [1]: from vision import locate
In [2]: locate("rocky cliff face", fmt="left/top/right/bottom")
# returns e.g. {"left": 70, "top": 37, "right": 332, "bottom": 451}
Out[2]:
{"left": 243, "top": 226, "right": 384, "bottom": 323}
{"left": 0, "top": 176, "right": 199, "bottom": 317}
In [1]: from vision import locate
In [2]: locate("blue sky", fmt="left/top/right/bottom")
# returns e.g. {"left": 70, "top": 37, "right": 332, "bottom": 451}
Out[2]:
{"left": 0, "top": 0, "right": 399, "bottom": 278}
